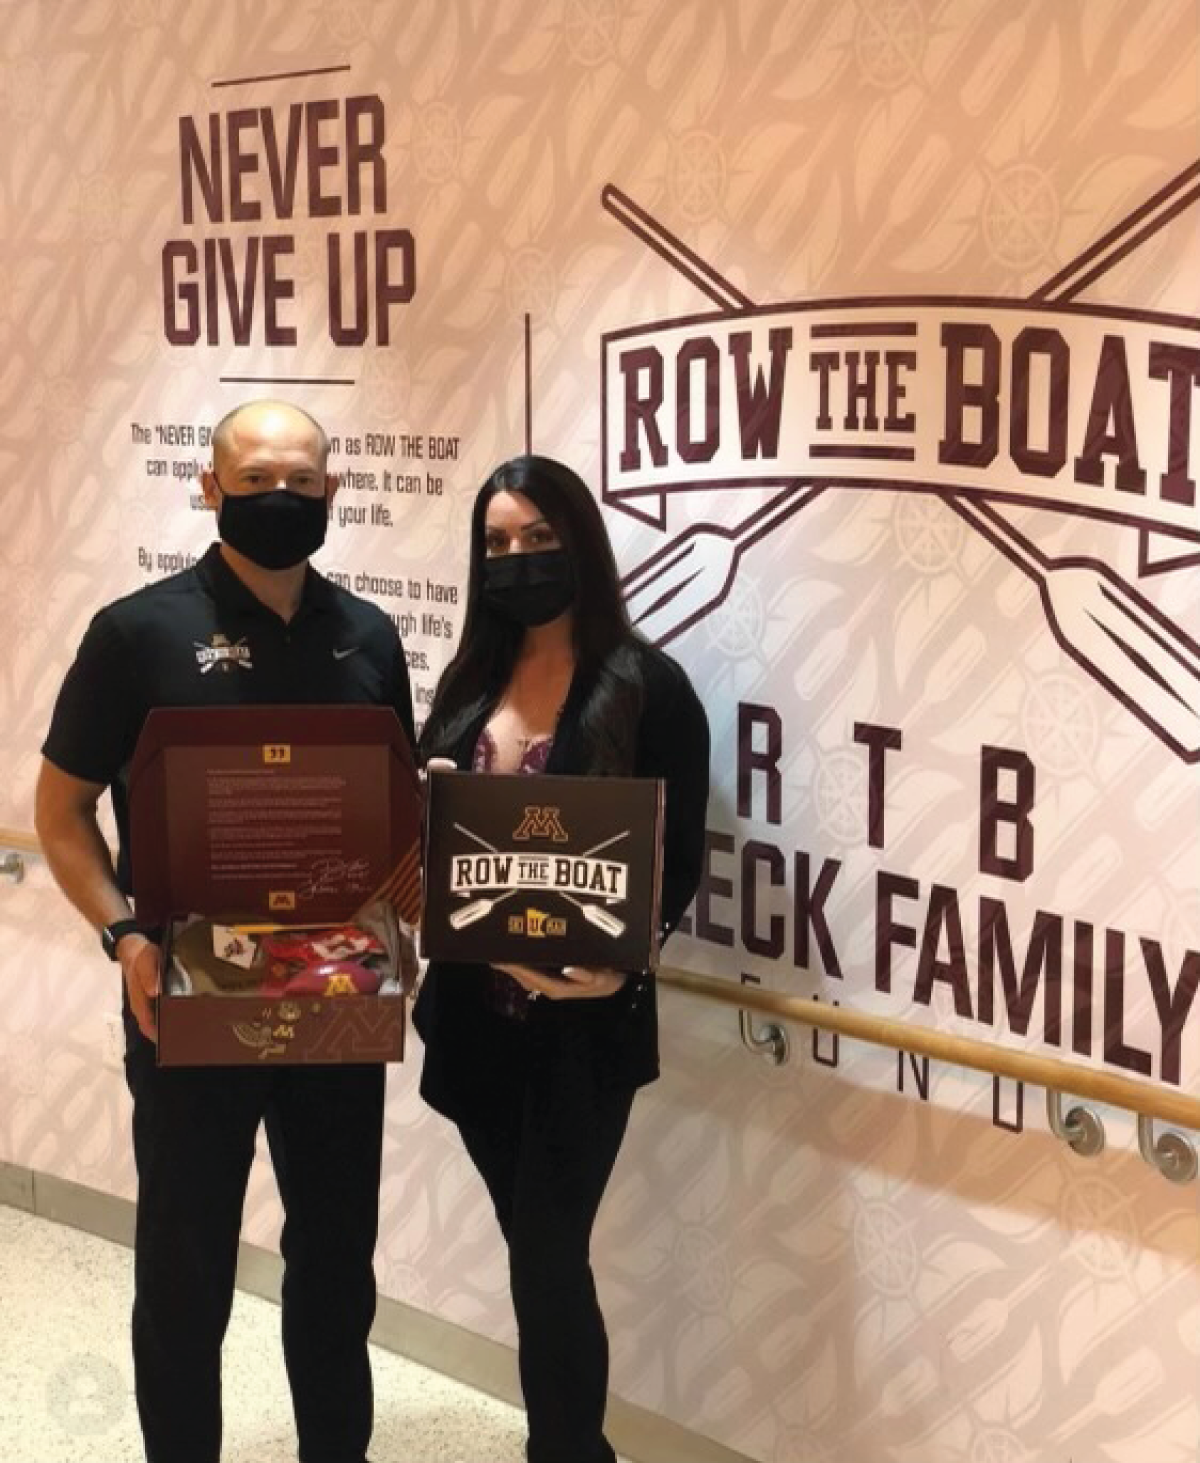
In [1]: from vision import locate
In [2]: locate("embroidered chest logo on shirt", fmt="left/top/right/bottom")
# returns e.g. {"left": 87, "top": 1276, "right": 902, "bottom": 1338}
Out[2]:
{"left": 194, "top": 634, "right": 253, "bottom": 674}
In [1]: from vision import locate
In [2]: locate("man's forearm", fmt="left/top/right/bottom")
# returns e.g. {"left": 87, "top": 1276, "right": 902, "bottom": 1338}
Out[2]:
{"left": 36, "top": 799, "right": 130, "bottom": 935}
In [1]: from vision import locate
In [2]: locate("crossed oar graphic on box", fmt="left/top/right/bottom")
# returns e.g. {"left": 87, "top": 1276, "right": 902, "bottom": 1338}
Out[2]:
{"left": 448, "top": 823, "right": 631, "bottom": 938}
{"left": 606, "top": 160, "right": 1200, "bottom": 762}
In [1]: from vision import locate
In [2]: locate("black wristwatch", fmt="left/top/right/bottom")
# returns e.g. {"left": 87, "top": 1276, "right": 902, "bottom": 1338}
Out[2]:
{"left": 101, "top": 918, "right": 144, "bottom": 961}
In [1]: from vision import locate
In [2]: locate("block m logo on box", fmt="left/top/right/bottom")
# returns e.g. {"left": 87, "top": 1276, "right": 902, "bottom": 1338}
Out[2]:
{"left": 512, "top": 806, "right": 569, "bottom": 842}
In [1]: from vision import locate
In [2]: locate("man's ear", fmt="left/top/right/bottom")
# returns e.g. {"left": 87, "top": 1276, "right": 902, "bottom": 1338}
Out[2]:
{"left": 199, "top": 468, "right": 221, "bottom": 512}
{"left": 325, "top": 471, "right": 340, "bottom": 507}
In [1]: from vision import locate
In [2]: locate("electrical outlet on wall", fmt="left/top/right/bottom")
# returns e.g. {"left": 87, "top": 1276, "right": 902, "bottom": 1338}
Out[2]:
{"left": 101, "top": 1013, "right": 125, "bottom": 1071}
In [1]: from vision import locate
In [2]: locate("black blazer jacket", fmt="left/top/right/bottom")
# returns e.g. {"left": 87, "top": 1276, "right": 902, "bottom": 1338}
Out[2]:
{"left": 413, "top": 640, "right": 710, "bottom": 1123}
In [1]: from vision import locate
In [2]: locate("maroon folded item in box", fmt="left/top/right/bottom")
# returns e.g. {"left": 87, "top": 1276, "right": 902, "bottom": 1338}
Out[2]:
{"left": 258, "top": 958, "right": 383, "bottom": 997}
{"left": 262, "top": 926, "right": 386, "bottom": 963}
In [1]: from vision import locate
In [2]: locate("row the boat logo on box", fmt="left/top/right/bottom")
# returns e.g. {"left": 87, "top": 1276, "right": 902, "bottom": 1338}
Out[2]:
{"left": 449, "top": 805, "right": 630, "bottom": 941}
{"left": 422, "top": 774, "right": 665, "bottom": 968}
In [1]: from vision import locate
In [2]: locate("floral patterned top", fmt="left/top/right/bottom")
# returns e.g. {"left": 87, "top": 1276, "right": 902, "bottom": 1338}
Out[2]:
{"left": 473, "top": 724, "right": 553, "bottom": 1018}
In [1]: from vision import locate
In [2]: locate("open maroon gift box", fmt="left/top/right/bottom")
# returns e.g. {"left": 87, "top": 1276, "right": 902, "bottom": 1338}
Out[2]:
{"left": 129, "top": 706, "right": 421, "bottom": 1066}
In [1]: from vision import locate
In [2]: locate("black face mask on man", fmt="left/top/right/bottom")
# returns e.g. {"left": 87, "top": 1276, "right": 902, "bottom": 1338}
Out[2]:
{"left": 482, "top": 548, "right": 576, "bottom": 626}
{"left": 214, "top": 480, "right": 329, "bottom": 570}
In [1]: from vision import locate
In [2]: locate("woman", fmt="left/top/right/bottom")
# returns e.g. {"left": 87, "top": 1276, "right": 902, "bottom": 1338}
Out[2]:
{"left": 415, "top": 454, "right": 709, "bottom": 1463}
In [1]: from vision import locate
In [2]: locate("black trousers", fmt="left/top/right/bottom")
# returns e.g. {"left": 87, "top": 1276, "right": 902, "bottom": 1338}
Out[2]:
{"left": 124, "top": 1011, "right": 384, "bottom": 1463}
{"left": 457, "top": 1060, "right": 634, "bottom": 1463}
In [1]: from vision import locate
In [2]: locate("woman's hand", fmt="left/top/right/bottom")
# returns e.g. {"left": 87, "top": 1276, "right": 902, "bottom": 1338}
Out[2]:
{"left": 493, "top": 962, "right": 628, "bottom": 1000}
{"left": 420, "top": 756, "right": 458, "bottom": 787}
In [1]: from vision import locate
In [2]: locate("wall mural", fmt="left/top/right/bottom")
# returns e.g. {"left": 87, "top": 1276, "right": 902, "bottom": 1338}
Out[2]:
{"left": 1, "top": 4, "right": 1198, "bottom": 1461}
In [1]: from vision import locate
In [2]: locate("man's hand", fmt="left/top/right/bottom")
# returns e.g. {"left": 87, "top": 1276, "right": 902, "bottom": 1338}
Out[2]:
{"left": 118, "top": 934, "right": 161, "bottom": 1042}
{"left": 493, "top": 962, "right": 628, "bottom": 1001}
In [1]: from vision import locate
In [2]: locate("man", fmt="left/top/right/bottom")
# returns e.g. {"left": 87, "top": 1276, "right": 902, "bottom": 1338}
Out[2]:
{"left": 35, "top": 400, "right": 413, "bottom": 1463}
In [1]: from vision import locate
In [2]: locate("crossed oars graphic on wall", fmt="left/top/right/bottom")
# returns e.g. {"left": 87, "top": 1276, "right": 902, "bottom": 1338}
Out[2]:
{"left": 605, "top": 160, "right": 1200, "bottom": 763}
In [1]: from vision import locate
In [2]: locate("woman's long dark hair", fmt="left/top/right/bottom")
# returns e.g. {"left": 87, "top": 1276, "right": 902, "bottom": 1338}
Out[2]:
{"left": 420, "top": 455, "right": 644, "bottom": 773}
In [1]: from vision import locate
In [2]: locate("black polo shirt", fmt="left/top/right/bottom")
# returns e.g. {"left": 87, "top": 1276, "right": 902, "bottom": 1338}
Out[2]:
{"left": 43, "top": 544, "right": 416, "bottom": 893}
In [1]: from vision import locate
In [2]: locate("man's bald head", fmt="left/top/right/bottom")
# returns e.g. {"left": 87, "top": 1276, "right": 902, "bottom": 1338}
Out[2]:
{"left": 211, "top": 400, "right": 330, "bottom": 476}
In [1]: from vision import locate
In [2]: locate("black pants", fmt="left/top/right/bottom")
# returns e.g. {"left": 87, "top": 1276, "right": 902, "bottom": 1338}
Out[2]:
{"left": 457, "top": 1066, "right": 634, "bottom": 1463}
{"left": 124, "top": 1013, "right": 384, "bottom": 1463}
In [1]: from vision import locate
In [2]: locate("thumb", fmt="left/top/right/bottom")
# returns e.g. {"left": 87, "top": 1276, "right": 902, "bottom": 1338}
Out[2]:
{"left": 560, "top": 966, "right": 596, "bottom": 987}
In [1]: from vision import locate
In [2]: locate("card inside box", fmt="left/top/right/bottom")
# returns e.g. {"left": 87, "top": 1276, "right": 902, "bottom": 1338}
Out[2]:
{"left": 129, "top": 706, "right": 421, "bottom": 1066}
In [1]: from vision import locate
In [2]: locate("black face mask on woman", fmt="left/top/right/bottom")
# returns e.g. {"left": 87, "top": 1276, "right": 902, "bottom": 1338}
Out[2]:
{"left": 215, "top": 481, "right": 328, "bottom": 570}
{"left": 482, "top": 548, "right": 576, "bottom": 626}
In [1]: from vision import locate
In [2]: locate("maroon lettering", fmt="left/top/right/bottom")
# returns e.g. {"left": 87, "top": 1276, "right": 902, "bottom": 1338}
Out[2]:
{"left": 203, "top": 238, "right": 219, "bottom": 345}
{"left": 979, "top": 746, "right": 1035, "bottom": 881}
{"left": 345, "top": 94, "right": 386, "bottom": 215}
{"left": 811, "top": 998, "right": 839, "bottom": 1067}
{"left": 793, "top": 853, "right": 843, "bottom": 979}
{"left": 328, "top": 232, "right": 369, "bottom": 345}
{"left": 262, "top": 236, "right": 296, "bottom": 346}
{"left": 843, "top": 350, "right": 880, "bottom": 431}
{"left": 1074, "top": 334, "right": 1146, "bottom": 494}
{"left": 897, "top": 1052, "right": 930, "bottom": 1100}
{"left": 1010, "top": 326, "right": 1068, "bottom": 478}
{"left": 884, "top": 350, "right": 917, "bottom": 432}
{"left": 260, "top": 105, "right": 303, "bottom": 219}
{"left": 1142, "top": 939, "right": 1200, "bottom": 1086}
{"left": 1072, "top": 920, "right": 1094, "bottom": 1057}
{"left": 179, "top": 113, "right": 222, "bottom": 224}
{"left": 1149, "top": 342, "right": 1200, "bottom": 507}
{"left": 227, "top": 108, "right": 260, "bottom": 222}
{"left": 695, "top": 830, "right": 735, "bottom": 948}
{"left": 938, "top": 323, "right": 1000, "bottom": 467}
{"left": 913, "top": 883, "right": 972, "bottom": 1017}
{"left": 977, "top": 900, "right": 1062, "bottom": 1042}
{"left": 219, "top": 236, "right": 258, "bottom": 343}
{"left": 876, "top": 870, "right": 918, "bottom": 993}
{"left": 1103, "top": 929, "right": 1152, "bottom": 1075}
{"left": 162, "top": 241, "right": 199, "bottom": 344}
{"left": 742, "top": 840, "right": 785, "bottom": 959}
{"left": 619, "top": 346, "right": 668, "bottom": 471}
{"left": 305, "top": 99, "right": 341, "bottom": 217}
{"left": 677, "top": 337, "right": 720, "bottom": 464}
{"left": 853, "top": 721, "right": 902, "bottom": 849}
{"left": 729, "top": 327, "right": 792, "bottom": 457}
{"left": 373, "top": 229, "right": 415, "bottom": 346}
{"left": 810, "top": 351, "right": 839, "bottom": 431}
{"left": 992, "top": 1078, "right": 1025, "bottom": 1134}
{"left": 737, "top": 703, "right": 782, "bottom": 823}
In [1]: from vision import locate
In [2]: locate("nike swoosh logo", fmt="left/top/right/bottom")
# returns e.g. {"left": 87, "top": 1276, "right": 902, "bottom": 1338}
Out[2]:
{"left": 332, "top": 646, "right": 359, "bottom": 660}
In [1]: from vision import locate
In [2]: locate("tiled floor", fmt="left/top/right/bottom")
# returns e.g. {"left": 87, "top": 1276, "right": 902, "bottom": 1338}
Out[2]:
{"left": 0, "top": 1202, "right": 545, "bottom": 1463}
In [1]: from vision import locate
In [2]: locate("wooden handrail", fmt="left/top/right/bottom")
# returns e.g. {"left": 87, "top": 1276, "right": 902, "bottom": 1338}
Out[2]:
{"left": 1, "top": 821, "right": 1194, "bottom": 1131}
{"left": 657, "top": 966, "right": 1200, "bottom": 1132}
{"left": 0, "top": 825, "right": 41, "bottom": 856}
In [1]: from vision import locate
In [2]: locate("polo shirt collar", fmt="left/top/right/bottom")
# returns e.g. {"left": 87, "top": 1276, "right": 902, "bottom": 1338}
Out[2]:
{"left": 195, "top": 543, "right": 336, "bottom": 620}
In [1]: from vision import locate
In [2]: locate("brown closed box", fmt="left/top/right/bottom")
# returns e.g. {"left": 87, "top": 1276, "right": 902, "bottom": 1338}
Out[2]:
{"left": 421, "top": 771, "right": 664, "bottom": 970}
{"left": 128, "top": 706, "right": 421, "bottom": 1066}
